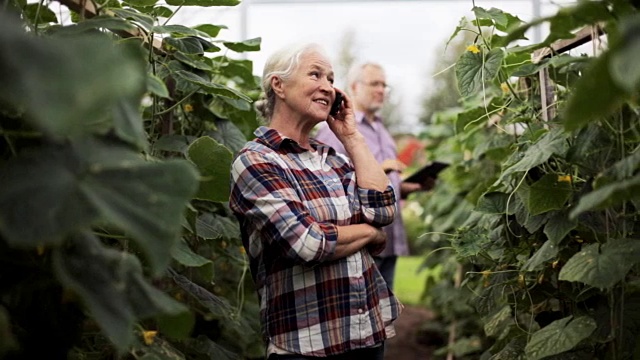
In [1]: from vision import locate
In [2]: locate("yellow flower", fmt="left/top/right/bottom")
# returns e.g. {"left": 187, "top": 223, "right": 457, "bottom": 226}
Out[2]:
{"left": 466, "top": 44, "right": 481, "bottom": 54}
{"left": 143, "top": 330, "right": 157, "bottom": 345}
{"left": 557, "top": 175, "right": 572, "bottom": 183}
{"left": 184, "top": 104, "right": 194, "bottom": 113}
{"left": 500, "top": 83, "right": 509, "bottom": 93}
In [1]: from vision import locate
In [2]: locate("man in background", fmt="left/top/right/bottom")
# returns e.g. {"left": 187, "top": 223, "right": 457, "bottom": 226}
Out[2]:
{"left": 315, "top": 62, "right": 431, "bottom": 290}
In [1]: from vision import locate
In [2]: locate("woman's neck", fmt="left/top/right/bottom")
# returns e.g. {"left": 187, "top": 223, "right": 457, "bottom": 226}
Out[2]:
{"left": 269, "top": 115, "right": 316, "bottom": 151}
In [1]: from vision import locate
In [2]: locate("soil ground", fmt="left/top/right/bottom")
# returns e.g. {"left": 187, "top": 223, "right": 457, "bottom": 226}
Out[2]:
{"left": 384, "top": 305, "right": 437, "bottom": 360}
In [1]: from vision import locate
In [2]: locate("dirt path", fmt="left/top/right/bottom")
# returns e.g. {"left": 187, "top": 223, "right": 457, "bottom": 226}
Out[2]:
{"left": 384, "top": 305, "right": 436, "bottom": 360}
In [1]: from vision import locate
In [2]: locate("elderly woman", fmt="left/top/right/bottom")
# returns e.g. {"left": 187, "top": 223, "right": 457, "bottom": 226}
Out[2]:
{"left": 229, "top": 43, "right": 402, "bottom": 360}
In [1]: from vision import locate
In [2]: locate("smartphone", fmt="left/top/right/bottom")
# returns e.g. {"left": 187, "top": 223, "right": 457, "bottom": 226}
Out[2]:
{"left": 330, "top": 92, "right": 343, "bottom": 116}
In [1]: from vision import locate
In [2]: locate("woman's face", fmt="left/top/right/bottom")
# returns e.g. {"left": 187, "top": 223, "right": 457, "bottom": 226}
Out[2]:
{"left": 282, "top": 50, "right": 336, "bottom": 122}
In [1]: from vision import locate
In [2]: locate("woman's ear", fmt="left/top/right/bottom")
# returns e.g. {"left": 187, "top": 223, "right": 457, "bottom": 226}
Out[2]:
{"left": 271, "top": 76, "right": 285, "bottom": 99}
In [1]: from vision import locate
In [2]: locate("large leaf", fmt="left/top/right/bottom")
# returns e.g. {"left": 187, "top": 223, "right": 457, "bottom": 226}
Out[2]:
{"left": 527, "top": 174, "right": 573, "bottom": 215}
{"left": 174, "top": 70, "right": 252, "bottom": 101}
{"left": 195, "top": 213, "right": 240, "bottom": 240}
{"left": 53, "top": 232, "right": 189, "bottom": 350}
{"left": 171, "top": 239, "right": 214, "bottom": 281}
{"left": 472, "top": 7, "right": 523, "bottom": 32}
{"left": 223, "top": 37, "right": 261, "bottom": 53}
{"left": 570, "top": 175, "right": 640, "bottom": 218}
{"left": 169, "top": 269, "right": 234, "bottom": 319}
{"left": 0, "top": 138, "right": 199, "bottom": 275}
{"left": 187, "top": 137, "right": 233, "bottom": 202}
{"left": 501, "top": 128, "right": 569, "bottom": 178}
{"left": 544, "top": 211, "right": 577, "bottom": 243}
{"left": 475, "top": 192, "right": 516, "bottom": 215}
{"left": 483, "top": 305, "right": 512, "bottom": 337}
{"left": 563, "top": 52, "right": 628, "bottom": 131}
{"left": 559, "top": 239, "right": 640, "bottom": 289}
{"left": 455, "top": 47, "right": 504, "bottom": 98}
{"left": 609, "top": 15, "right": 640, "bottom": 93}
{"left": 525, "top": 316, "right": 596, "bottom": 360}
{"left": 0, "top": 14, "right": 146, "bottom": 141}
{"left": 499, "top": 1, "right": 612, "bottom": 48}
{"left": 523, "top": 239, "right": 560, "bottom": 272}
{"left": 206, "top": 120, "right": 247, "bottom": 154}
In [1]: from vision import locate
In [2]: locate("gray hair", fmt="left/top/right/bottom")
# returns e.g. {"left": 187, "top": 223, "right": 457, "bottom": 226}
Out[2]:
{"left": 255, "top": 42, "right": 327, "bottom": 121}
{"left": 345, "top": 62, "right": 384, "bottom": 95}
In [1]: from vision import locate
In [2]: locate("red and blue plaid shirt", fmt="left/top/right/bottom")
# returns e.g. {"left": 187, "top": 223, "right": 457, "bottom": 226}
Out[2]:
{"left": 229, "top": 126, "right": 402, "bottom": 357}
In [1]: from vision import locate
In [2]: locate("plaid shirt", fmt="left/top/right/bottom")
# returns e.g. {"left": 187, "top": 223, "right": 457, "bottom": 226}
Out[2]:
{"left": 229, "top": 126, "right": 402, "bottom": 357}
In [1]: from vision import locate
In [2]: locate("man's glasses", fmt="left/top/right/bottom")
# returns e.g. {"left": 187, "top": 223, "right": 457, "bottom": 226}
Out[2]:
{"left": 360, "top": 81, "right": 392, "bottom": 93}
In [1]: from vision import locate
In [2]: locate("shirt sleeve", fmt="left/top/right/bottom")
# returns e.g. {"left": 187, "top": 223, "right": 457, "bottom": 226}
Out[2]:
{"left": 229, "top": 149, "right": 338, "bottom": 264}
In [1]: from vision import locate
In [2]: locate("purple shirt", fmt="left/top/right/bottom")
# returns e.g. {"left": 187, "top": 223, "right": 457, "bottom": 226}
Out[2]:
{"left": 315, "top": 112, "right": 409, "bottom": 257}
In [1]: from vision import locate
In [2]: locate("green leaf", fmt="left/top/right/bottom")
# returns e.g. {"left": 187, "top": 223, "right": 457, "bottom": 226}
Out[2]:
{"left": 174, "top": 70, "right": 252, "bottom": 101}
{"left": 53, "top": 232, "right": 188, "bottom": 350}
{"left": 206, "top": 120, "right": 247, "bottom": 154}
{"left": 164, "top": 37, "right": 204, "bottom": 54}
{"left": 0, "top": 16, "right": 146, "bottom": 140}
{"left": 483, "top": 305, "right": 512, "bottom": 337}
{"left": 112, "top": 98, "right": 148, "bottom": 151}
{"left": 473, "top": 7, "right": 523, "bottom": 32}
{"left": 446, "top": 17, "right": 468, "bottom": 49}
{"left": 563, "top": 52, "right": 628, "bottom": 131}
{"left": 501, "top": 128, "right": 569, "bottom": 178}
{"left": 218, "top": 59, "right": 256, "bottom": 87}
{"left": 0, "top": 139, "right": 199, "bottom": 275}
{"left": 195, "top": 213, "right": 240, "bottom": 240}
{"left": 610, "top": 15, "right": 640, "bottom": 93}
{"left": 154, "top": 135, "right": 196, "bottom": 154}
{"left": 452, "top": 227, "right": 493, "bottom": 258}
{"left": 570, "top": 175, "right": 640, "bottom": 218}
{"left": 525, "top": 316, "right": 596, "bottom": 360}
{"left": 187, "top": 137, "right": 233, "bottom": 202}
{"left": 523, "top": 239, "right": 560, "bottom": 272}
{"left": 165, "top": 0, "right": 239, "bottom": 6}
{"left": 157, "top": 310, "right": 195, "bottom": 340}
{"left": 67, "top": 15, "right": 137, "bottom": 34}
{"left": 475, "top": 192, "right": 516, "bottom": 215}
{"left": 527, "top": 174, "right": 573, "bottom": 215}
{"left": 169, "top": 270, "right": 234, "bottom": 319}
{"left": 559, "top": 239, "right": 640, "bottom": 289}
{"left": 223, "top": 37, "right": 261, "bottom": 52}
{"left": 194, "top": 24, "right": 227, "bottom": 37}
{"left": 147, "top": 73, "right": 170, "bottom": 98}
{"left": 455, "top": 48, "right": 504, "bottom": 98}
{"left": 109, "top": 8, "right": 155, "bottom": 30}
{"left": 544, "top": 211, "right": 577, "bottom": 243}
{"left": 171, "top": 239, "right": 214, "bottom": 280}
{"left": 174, "top": 52, "right": 214, "bottom": 71}
{"left": 152, "top": 24, "right": 200, "bottom": 36}
{"left": 24, "top": 3, "right": 58, "bottom": 23}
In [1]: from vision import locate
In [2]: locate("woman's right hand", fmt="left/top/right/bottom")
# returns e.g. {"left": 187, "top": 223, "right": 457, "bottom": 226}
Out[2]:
{"left": 326, "top": 88, "right": 360, "bottom": 143}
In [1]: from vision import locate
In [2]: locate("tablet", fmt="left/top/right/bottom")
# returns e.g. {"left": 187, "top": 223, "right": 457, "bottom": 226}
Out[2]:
{"left": 403, "top": 161, "right": 449, "bottom": 183}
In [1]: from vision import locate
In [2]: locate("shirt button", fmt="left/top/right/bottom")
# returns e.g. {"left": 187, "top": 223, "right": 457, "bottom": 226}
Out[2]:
{"left": 358, "top": 309, "right": 363, "bottom": 314}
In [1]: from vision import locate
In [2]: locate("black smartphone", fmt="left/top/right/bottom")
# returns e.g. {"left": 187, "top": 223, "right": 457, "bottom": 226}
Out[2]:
{"left": 330, "top": 92, "right": 343, "bottom": 116}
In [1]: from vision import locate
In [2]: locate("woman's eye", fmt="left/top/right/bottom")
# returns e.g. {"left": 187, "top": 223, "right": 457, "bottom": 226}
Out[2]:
{"left": 310, "top": 71, "right": 319, "bottom": 78}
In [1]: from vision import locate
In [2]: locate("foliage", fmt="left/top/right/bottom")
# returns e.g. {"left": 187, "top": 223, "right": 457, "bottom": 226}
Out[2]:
{"left": 0, "top": 0, "right": 263, "bottom": 358}
{"left": 418, "top": 1, "right": 640, "bottom": 359}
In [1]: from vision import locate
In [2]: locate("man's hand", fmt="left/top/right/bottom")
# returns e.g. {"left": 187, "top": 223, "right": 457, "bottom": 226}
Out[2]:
{"left": 381, "top": 159, "right": 406, "bottom": 173}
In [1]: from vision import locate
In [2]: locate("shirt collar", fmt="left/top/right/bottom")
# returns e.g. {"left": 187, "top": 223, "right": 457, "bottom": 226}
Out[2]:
{"left": 254, "top": 126, "right": 328, "bottom": 153}
{"left": 355, "top": 111, "right": 382, "bottom": 126}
